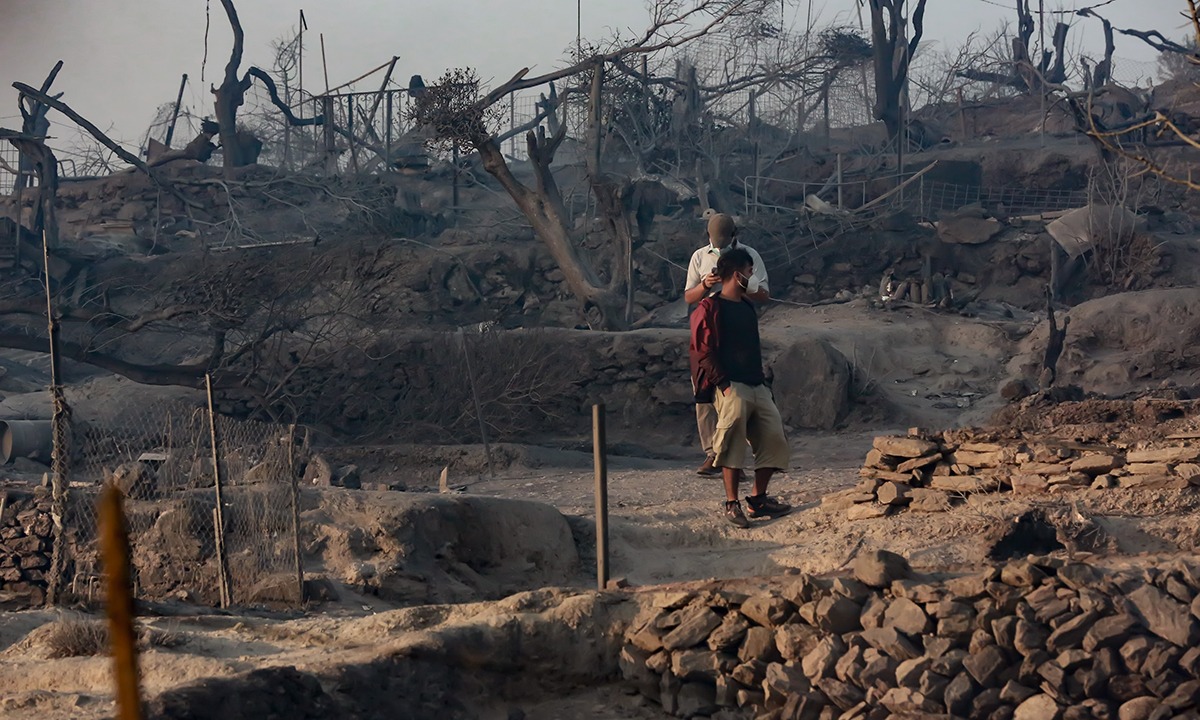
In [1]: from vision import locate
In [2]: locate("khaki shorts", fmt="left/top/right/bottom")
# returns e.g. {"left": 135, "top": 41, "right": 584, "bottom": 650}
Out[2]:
{"left": 712, "top": 382, "right": 790, "bottom": 472}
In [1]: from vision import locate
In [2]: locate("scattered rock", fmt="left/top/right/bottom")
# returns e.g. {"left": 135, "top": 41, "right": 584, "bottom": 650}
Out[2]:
{"left": 707, "top": 613, "right": 751, "bottom": 653}
{"left": 873, "top": 437, "right": 939, "bottom": 459}
{"left": 897, "top": 454, "right": 942, "bottom": 473}
{"left": 737, "top": 626, "right": 779, "bottom": 664}
{"left": 740, "top": 594, "right": 793, "bottom": 628}
{"left": 1116, "top": 696, "right": 1159, "bottom": 720}
{"left": 964, "top": 644, "right": 1008, "bottom": 687}
{"left": 662, "top": 606, "right": 724, "bottom": 651}
{"left": 930, "top": 476, "right": 1001, "bottom": 493}
{"left": 883, "top": 598, "right": 931, "bottom": 635}
{"left": 1012, "top": 475, "right": 1049, "bottom": 494}
{"left": 1070, "top": 454, "right": 1123, "bottom": 475}
{"left": 774, "top": 623, "right": 821, "bottom": 662}
{"left": 853, "top": 550, "right": 912, "bottom": 589}
{"left": 1014, "top": 694, "right": 1061, "bottom": 720}
{"left": 1127, "top": 584, "right": 1200, "bottom": 647}
{"left": 910, "top": 488, "right": 951, "bottom": 512}
{"left": 877, "top": 482, "right": 913, "bottom": 506}
{"left": 1126, "top": 447, "right": 1200, "bottom": 464}
{"left": 847, "top": 503, "right": 891, "bottom": 521}
{"left": 815, "top": 595, "right": 862, "bottom": 634}
{"left": 937, "top": 214, "right": 1004, "bottom": 245}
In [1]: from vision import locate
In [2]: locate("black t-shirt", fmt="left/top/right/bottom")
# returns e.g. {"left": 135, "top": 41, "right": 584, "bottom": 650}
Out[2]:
{"left": 717, "top": 297, "right": 765, "bottom": 387}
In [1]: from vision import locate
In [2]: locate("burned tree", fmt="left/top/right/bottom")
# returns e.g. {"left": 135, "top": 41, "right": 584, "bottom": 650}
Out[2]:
{"left": 958, "top": 2, "right": 1072, "bottom": 91}
{"left": 413, "top": 0, "right": 774, "bottom": 329}
{"left": 863, "top": 0, "right": 928, "bottom": 143}
{"left": 211, "top": 0, "right": 323, "bottom": 176}
{"left": 1065, "top": 2, "right": 1200, "bottom": 192}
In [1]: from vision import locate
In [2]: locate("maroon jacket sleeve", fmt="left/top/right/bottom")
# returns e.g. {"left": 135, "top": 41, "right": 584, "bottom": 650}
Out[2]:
{"left": 689, "top": 297, "right": 727, "bottom": 399}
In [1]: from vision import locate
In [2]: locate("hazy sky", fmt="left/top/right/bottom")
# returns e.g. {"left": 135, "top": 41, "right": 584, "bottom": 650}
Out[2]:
{"left": 0, "top": 0, "right": 1184, "bottom": 156}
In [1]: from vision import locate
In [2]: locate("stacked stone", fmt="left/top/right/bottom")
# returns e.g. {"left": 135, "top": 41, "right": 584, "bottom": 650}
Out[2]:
{"left": 0, "top": 488, "right": 54, "bottom": 605}
{"left": 620, "top": 550, "right": 1200, "bottom": 720}
{"left": 828, "top": 431, "right": 1200, "bottom": 518}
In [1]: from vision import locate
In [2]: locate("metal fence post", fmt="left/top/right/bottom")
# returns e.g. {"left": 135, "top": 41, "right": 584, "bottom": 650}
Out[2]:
{"left": 385, "top": 91, "right": 393, "bottom": 169}
{"left": 509, "top": 94, "right": 516, "bottom": 157}
{"left": 205, "top": 374, "right": 232, "bottom": 608}
{"left": 347, "top": 95, "right": 359, "bottom": 174}
{"left": 322, "top": 96, "right": 337, "bottom": 175}
{"left": 43, "top": 228, "right": 69, "bottom": 606}
{"left": 287, "top": 423, "right": 304, "bottom": 605}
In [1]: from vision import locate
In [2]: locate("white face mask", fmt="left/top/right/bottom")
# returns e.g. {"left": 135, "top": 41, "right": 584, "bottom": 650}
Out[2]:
{"left": 735, "top": 271, "right": 759, "bottom": 294}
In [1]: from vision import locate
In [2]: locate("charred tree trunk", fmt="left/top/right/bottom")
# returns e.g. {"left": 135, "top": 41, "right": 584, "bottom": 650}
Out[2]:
{"left": 475, "top": 128, "right": 625, "bottom": 330}
{"left": 1091, "top": 17, "right": 1116, "bottom": 88}
{"left": 1040, "top": 285, "right": 1069, "bottom": 389}
{"left": 3, "top": 133, "right": 59, "bottom": 253}
{"left": 584, "top": 61, "right": 637, "bottom": 324}
{"left": 214, "top": 0, "right": 253, "bottom": 176}
{"left": 866, "top": 0, "right": 927, "bottom": 144}
{"left": 13, "top": 62, "right": 62, "bottom": 214}
{"left": 1045, "top": 22, "right": 1070, "bottom": 84}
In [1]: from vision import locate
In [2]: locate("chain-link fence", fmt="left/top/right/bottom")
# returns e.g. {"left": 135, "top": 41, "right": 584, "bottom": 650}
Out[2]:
{"left": 55, "top": 393, "right": 304, "bottom": 609}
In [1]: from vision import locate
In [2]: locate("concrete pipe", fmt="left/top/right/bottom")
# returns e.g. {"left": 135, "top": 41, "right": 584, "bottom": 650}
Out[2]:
{"left": 1, "top": 420, "right": 54, "bottom": 465}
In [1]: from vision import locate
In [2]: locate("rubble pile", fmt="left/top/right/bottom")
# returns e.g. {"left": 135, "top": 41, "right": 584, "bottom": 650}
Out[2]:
{"left": 0, "top": 488, "right": 53, "bottom": 605}
{"left": 620, "top": 550, "right": 1200, "bottom": 720}
{"left": 826, "top": 430, "right": 1200, "bottom": 519}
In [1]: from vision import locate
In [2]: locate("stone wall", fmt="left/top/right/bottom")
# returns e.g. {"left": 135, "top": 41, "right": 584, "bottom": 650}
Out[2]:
{"left": 825, "top": 430, "right": 1200, "bottom": 519}
{"left": 620, "top": 550, "right": 1200, "bottom": 719}
{"left": 0, "top": 487, "right": 53, "bottom": 606}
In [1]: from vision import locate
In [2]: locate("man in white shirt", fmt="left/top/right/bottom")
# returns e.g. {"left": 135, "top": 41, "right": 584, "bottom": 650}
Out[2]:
{"left": 684, "top": 213, "right": 770, "bottom": 476}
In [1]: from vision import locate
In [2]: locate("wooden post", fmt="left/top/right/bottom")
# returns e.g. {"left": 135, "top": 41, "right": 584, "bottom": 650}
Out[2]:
{"left": 451, "top": 142, "right": 460, "bottom": 225}
{"left": 286, "top": 423, "right": 304, "bottom": 606}
{"left": 836, "top": 153, "right": 843, "bottom": 210}
{"left": 957, "top": 88, "right": 968, "bottom": 140}
{"left": 593, "top": 404, "right": 609, "bottom": 591}
{"left": 922, "top": 254, "right": 932, "bottom": 299}
{"left": 99, "top": 484, "right": 143, "bottom": 720}
{"left": 322, "top": 96, "right": 336, "bottom": 175}
{"left": 319, "top": 33, "right": 330, "bottom": 95}
{"left": 205, "top": 374, "right": 232, "bottom": 608}
{"left": 823, "top": 88, "right": 831, "bottom": 147}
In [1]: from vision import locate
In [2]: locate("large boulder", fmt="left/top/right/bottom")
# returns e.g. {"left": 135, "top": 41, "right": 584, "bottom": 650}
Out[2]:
{"left": 769, "top": 338, "right": 851, "bottom": 430}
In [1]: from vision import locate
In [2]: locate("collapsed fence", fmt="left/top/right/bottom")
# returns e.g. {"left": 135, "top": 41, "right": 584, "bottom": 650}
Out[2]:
{"left": 1, "top": 388, "right": 305, "bottom": 610}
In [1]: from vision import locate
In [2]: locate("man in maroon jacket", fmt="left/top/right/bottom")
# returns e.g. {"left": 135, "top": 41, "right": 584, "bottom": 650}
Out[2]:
{"left": 689, "top": 248, "right": 792, "bottom": 528}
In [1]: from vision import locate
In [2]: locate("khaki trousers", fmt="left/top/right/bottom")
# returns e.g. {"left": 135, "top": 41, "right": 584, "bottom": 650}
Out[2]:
{"left": 711, "top": 382, "right": 790, "bottom": 472}
{"left": 697, "top": 403, "right": 748, "bottom": 469}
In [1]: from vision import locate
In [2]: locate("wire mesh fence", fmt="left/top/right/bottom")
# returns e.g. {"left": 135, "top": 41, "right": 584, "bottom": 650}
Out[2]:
{"left": 742, "top": 171, "right": 1090, "bottom": 224}
{"left": 0, "top": 143, "right": 30, "bottom": 196}
{"left": 56, "top": 393, "right": 303, "bottom": 609}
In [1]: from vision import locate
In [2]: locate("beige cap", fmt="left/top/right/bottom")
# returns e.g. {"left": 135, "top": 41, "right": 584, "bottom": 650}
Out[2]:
{"left": 707, "top": 213, "right": 736, "bottom": 248}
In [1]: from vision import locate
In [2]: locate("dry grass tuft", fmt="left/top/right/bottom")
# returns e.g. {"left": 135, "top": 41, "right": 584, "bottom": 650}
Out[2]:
{"left": 22, "top": 618, "right": 188, "bottom": 659}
